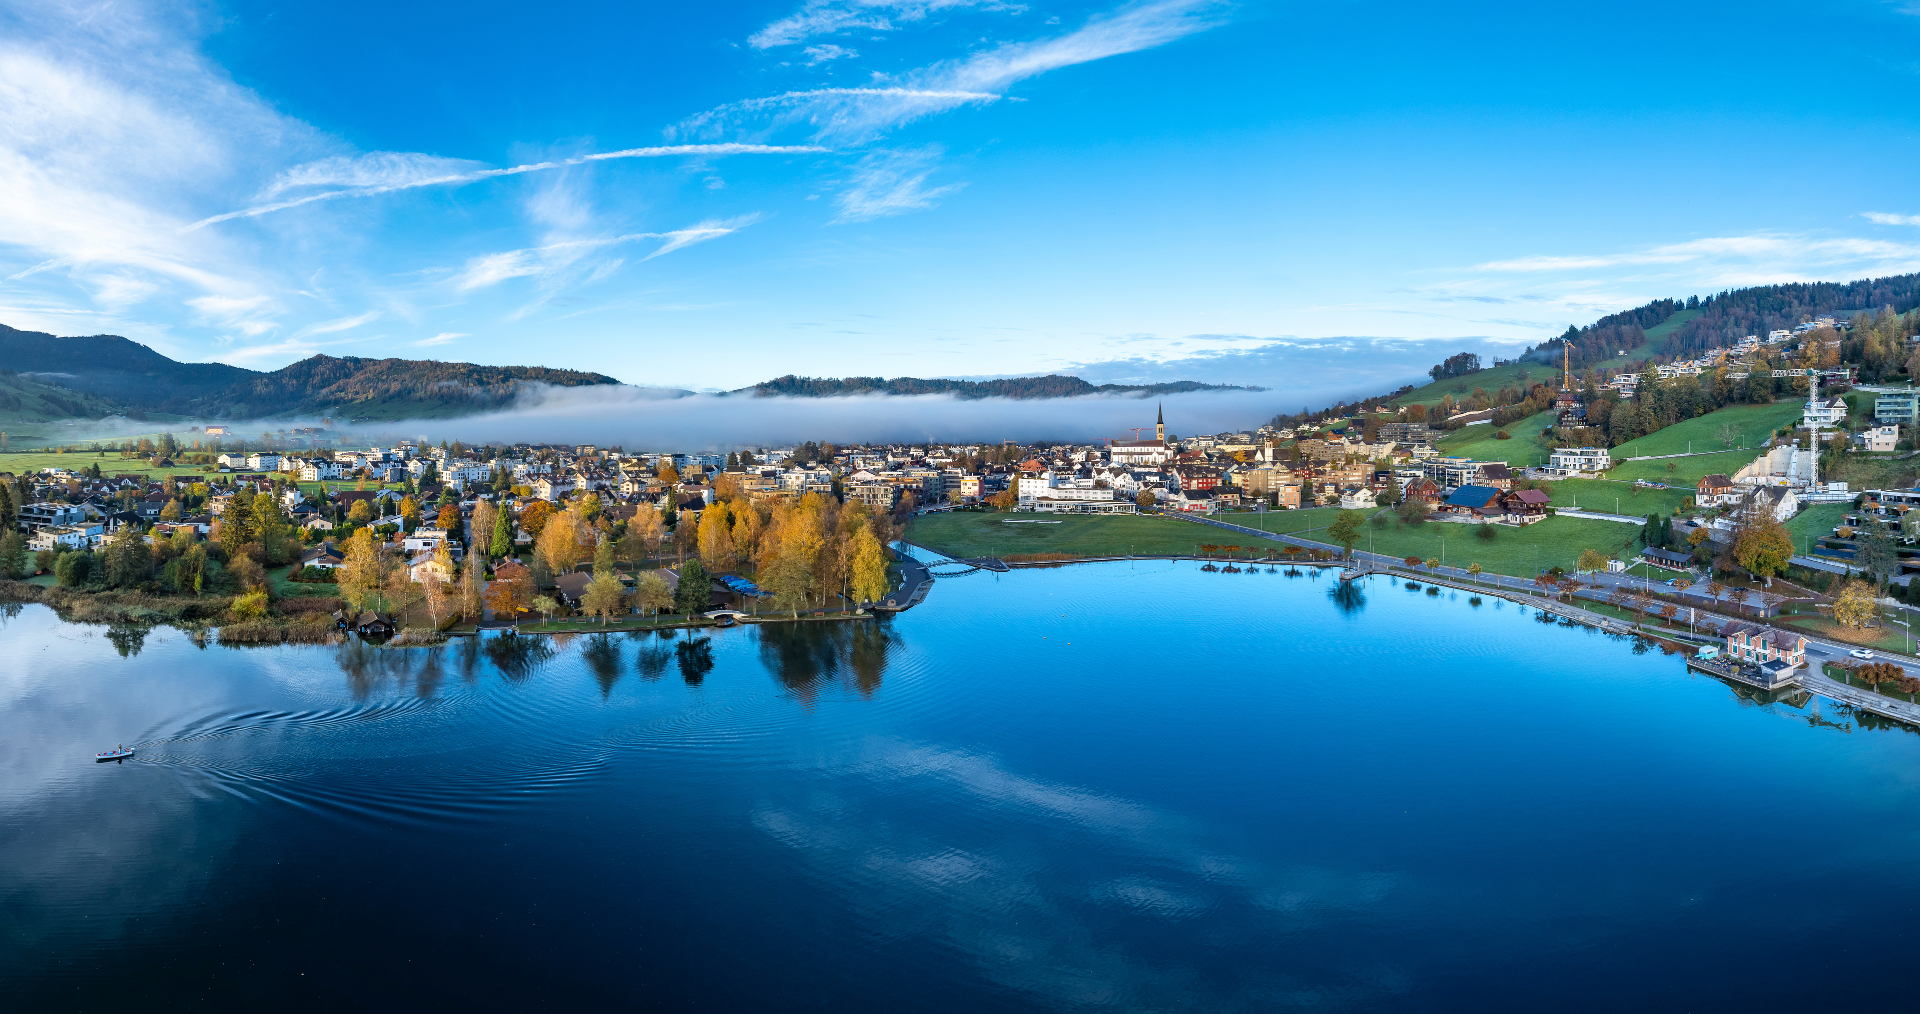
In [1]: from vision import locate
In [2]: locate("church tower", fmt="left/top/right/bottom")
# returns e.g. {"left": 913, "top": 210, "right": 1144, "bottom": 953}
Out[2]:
{"left": 1155, "top": 403, "right": 1165, "bottom": 443}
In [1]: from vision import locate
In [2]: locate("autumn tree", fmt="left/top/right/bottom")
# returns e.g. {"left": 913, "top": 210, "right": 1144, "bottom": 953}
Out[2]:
{"left": 1834, "top": 579, "right": 1878, "bottom": 629}
{"left": 636, "top": 572, "right": 673, "bottom": 617}
{"left": 339, "top": 528, "right": 381, "bottom": 613}
{"left": 1732, "top": 519, "right": 1793, "bottom": 585}
{"left": 519, "top": 500, "right": 555, "bottom": 538}
{"left": 583, "top": 571, "right": 625, "bottom": 625}
{"left": 1576, "top": 548, "right": 1611, "bottom": 574}
{"left": 486, "top": 560, "right": 533, "bottom": 618}
{"left": 850, "top": 526, "right": 889, "bottom": 608}
{"left": 699, "top": 500, "right": 736, "bottom": 571}
{"left": 436, "top": 502, "right": 460, "bottom": 533}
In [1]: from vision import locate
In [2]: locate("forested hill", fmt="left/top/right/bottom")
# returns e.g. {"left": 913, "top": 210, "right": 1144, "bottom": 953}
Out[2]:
{"left": 1533, "top": 271, "right": 1920, "bottom": 370}
{"left": 745, "top": 375, "right": 1255, "bottom": 399}
{"left": 0, "top": 322, "right": 622, "bottom": 420}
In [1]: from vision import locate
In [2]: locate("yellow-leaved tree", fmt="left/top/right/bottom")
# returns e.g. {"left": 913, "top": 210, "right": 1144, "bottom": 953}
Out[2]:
{"left": 698, "top": 501, "right": 735, "bottom": 571}
{"left": 339, "top": 528, "right": 381, "bottom": 613}
{"left": 850, "top": 526, "right": 889, "bottom": 609}
{"left": 1834, "top": 579, "right": 1878, "bottom": 629}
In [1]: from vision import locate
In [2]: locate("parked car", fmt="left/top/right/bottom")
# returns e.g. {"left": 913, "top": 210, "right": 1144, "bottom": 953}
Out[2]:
{"left": 1851, "top": 649, "right": 1876, "bottom": 660}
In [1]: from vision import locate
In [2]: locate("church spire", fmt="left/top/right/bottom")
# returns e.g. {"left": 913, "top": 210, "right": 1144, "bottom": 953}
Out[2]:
{"left": 1155, "top": 402, "right": 1165, "bottom": 443}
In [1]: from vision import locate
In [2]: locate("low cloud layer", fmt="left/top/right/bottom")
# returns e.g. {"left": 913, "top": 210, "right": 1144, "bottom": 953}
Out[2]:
{"left": 408, "top": 384, "right": 1290, "bottom": 448}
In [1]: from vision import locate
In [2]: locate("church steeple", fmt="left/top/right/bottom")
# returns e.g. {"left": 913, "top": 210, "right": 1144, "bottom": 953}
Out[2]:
{"left": 1155, "top": 403, "right": 1165, "bottom": 443}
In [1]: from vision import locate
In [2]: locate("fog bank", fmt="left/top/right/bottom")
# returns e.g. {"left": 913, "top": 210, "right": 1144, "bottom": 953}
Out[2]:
{"left": 401, "top": 384, "right": 1298, "bottom": 450}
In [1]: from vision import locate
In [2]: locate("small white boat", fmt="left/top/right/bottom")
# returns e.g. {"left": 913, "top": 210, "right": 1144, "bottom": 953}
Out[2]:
{"left": 95, "top": 745, "right": 135, "bottom": 762}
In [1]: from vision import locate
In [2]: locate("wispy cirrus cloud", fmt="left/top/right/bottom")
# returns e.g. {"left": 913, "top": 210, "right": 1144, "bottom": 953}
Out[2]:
{"left": 1864, "top": 211, "right": 1920, "bottom": 226}
{"left": 835, "top": 147, "right": 965, "bottom": 222}
{"left": 681, "top": 0, "right": 1226, "bottom": 144}
{"left": 188, "top": 144, "right": 825, "bottom": 230}
{"left": 750, "top": 0, "right": 1026, "bottom": 49}
{"left": 1473, "top": 235, "right": 1920, "bottom": 274}
{"left": 288, "top": 309, "right": 380, "bottom": 339}
{"left": 803, "top": 44, "right": 859, "bottom": 64}
{"left": 413, "top": 332, "right": 467, "bottom": 347}
{"left": 453, "top": 216, "right": 762, "bottom": 291}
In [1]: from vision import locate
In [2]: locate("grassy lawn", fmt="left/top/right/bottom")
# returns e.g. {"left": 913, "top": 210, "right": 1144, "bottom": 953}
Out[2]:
{"left": 1822, "top": 666, "right": 1920, "bottom": 704}
{"left": 1611, "top": 402, "right": 1807, "bottom": 458}
{"left": 910, "top": 511, "right": 1648, "bottom": 579}
{"left": 1362, "top": 515, "right": 1646, "bottom": 579}
{"left": 1393, "top": 363, "right": 1558, "bottom": 409}
{"left": 1602, "top": 308, "right": 1702, "bottom": 366}
{"left": 1436, "top": 410, "right": 1557, "bottom": 466}
{"left": 0, "top": 450, "right": 216, "bottom": 481}
{"left": 1822, "top": 453, "right": 1920, "bottom": 494}
{"left": 1607, "top": 449, "right": 1753, "bottom": 487}
{"left": 1544, "top": 478, "right": 1693, "bottom": 517}
{"left": 906, "top": 511, "right": 1304, "bottom": 559}
{"left": 1778, "top": 614, "right": 1916, "bottom": 654}
{"left": 1786, "top": 503, "right": 1851, "bottom": 554}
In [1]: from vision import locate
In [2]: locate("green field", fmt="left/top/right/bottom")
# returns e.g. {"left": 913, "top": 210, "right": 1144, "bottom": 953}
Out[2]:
{"left": 1607, "top": 449, "right": 1753, "bottom": 487}
{"left": 1392, "top": 363, "right": 1556, "bottom": 409}
{"left": 1544, "top": 478, "right": 1693, "bottom": 517}
{"left": 1435, "top": 411, "right": 1557, "bottom": 466}
{"left": 1389, "top": 308, "right": 1702, "bottom": 410}
{"left": 905, "top": 512, "right": 1303, "bottom": 559}
{"left": 1602, "top": 307, "right": 1702, "bottom": 366}
{"left": 1786, "top": 502, "right": 1850, "bottom": 554}
{"left": 1359, "top": 516, "right": 1648, "bottom": 578}
{"left": 1610, "top": 401, "right": 1806, "bottom": 458}
{"left": 908, "top": 510, "right": 1646, "bottom": 580}
{"left": 0, "top": 450, "right": 212, "bottom": 481}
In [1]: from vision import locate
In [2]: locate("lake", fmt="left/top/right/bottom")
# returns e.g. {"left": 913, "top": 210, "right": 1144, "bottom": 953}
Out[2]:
{"left": 4, "top": 561, "right": 1919, "bottom": 1011}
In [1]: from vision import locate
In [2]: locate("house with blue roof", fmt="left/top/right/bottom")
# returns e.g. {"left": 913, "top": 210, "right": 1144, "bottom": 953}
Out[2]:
{"left": 1443, "top": 485, "right": 1504, "bottom": 517}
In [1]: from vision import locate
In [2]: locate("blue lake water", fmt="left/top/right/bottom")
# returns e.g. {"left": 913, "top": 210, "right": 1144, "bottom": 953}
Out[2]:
{"left": 4, "top": 561, "right": 1920, "bottom": 1010}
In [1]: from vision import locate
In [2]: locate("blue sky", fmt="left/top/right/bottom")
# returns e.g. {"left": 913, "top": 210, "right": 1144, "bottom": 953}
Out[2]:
{"left": 7, "top": 0, "right": 1920, "bottom": 400}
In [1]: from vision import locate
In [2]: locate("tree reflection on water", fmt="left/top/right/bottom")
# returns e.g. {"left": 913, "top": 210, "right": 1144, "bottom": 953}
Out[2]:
{"left": 756, "top": 619, "right": 901, "bottom": 703}
{"left": 676, "top": 636, "right": 714, "bottom": 685}
{"left": 1326, "top": 579, "right": 1366, "bottom": 617}
{"left": 582, "top": 634, "right": 622, "bottom": 697}
{"left": 484, "top": 633, "right": 554, "bottom": 683}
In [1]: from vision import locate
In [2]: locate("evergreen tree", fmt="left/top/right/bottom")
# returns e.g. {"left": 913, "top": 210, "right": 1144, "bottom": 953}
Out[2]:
{"left": 674, "top": 559, "right": 710, "bottom": 614}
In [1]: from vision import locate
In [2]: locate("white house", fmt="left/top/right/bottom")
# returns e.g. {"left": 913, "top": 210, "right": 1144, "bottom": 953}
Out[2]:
{"left": 404, "top": 527, "right": 452, "bottom": 554}
{"left": 1853, "top": 425, "right": 1900, "bottom": 453}
{"left": 1548, "top": 447, "right": 1610, "bottom": 476}
{"left": 1805, "top": 397, "right": 1847, "bottom": 427}
{"left": 28, "top": 521, "right": 106, "bottom": 552}
{"left": 217, "top": 452, "right": 248, "bottom": 469}
{"left": 1338, "top": 487, "right": 1378, "bottom": 510}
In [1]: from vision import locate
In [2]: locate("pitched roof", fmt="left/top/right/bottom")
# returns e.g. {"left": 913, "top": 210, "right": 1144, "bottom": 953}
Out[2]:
{"left": 1445, "top": 485, "right": 1502, "bottom": 509}
{"left": 1506, "top": 488, "right": 1552, "bottom": 505}
{"left": 1698, "top": 474, "right": 1733, "bottom": 488}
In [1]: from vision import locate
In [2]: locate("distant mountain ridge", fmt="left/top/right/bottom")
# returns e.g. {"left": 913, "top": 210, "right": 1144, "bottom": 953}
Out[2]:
{"left": 0, "top": 323, "right": 624, "bottom": 421}
{"left": 743, "top": 374, "right": 1258, "bottom": 399}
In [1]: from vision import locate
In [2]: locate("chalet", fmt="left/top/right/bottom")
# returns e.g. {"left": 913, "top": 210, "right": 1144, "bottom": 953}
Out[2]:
{"left": 1401, "top": 476, "right": 1444, "bottom": 506}
{"left": 1741, "top": 485, "right": 1799, "bottom": 524}
{"left": 1696, "top": 474, "right": 1735, "bottom": 506}
{"left": 1443, "top": 485, "right": 1503, "bottom": 516}
{"left": 1499, "top": 488, "right": 1552, "bottom": 520}
{"left": 1475, "top": 463, "right": 1513, "bottom": 491}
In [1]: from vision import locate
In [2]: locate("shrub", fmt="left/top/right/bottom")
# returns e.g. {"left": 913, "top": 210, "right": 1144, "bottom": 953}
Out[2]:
{"left": 230, "top": 590, "right": 269, "bottom": 620}
{"left": 1494, "top": 430, "right": 1511, "bottom": 440}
